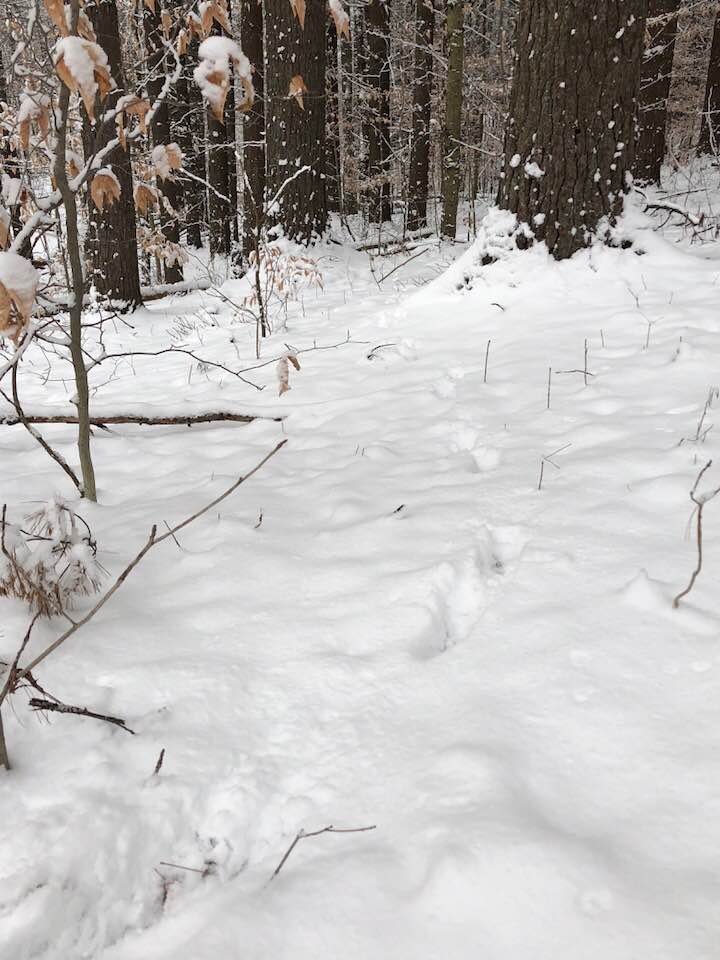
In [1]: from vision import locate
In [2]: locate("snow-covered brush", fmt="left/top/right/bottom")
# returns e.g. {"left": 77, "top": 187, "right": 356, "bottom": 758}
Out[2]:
{"left": 0, "top": 499, "right": 104, "bottom": 617}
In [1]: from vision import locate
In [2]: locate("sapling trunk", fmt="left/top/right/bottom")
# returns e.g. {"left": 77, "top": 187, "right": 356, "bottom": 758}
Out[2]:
{"left": 54, "top": 76, "right": 97, "bottom": 501}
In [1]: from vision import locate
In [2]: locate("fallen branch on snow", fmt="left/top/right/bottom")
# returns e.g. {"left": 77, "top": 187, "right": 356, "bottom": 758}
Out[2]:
{"left": 28, "top": 697, "right": 135, "bottom": 734}
{"left": 271, "top": 824, "right": 377, "bottom": 879}
{"left": 0, "top": 411, "right": 282, "bottom": 428}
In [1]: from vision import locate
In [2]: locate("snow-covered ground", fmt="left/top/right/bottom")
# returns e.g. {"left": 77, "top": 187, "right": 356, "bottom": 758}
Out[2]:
{"left": 2, "top": 198, "right": 720, "bottom": 959}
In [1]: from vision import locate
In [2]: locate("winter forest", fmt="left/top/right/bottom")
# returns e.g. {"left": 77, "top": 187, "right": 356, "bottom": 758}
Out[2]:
{"left": 1, "top": 0, "right": 720, "bottom": 956}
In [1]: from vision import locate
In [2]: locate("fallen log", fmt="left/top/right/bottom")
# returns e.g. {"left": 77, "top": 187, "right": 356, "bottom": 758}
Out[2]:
{"left": 0, "top": 411, "right": 282, "bottom": 427}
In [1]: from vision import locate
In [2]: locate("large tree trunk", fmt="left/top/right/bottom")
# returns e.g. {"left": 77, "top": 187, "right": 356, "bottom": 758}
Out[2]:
{"left": 496, "top": 0, "right": 647, "bottom": 261}
{"left": 636, "top": 0, "right": 680, "bottom": 184}
{"left": 82, "top": 0, "right": 142, "bottom": 306}
{"left": 407, "top": 0, "right": 435, "bottom": 233}
{"left": 364, "top": 0, "right": 392, "bottom": 224}
{"left": 265, "top": 0, "right": 328, "bottom": 244}
{"left": 440, "top": 0, "right": 464, "bottom": 239}
{"left": 699, "top": 11, "right": 720, "bottom": 155}
{"left": 143, "top": 0, "right": 184, "bottom": 283}
{"left": 241, "top": 0, "right": 264, "bottom": 261}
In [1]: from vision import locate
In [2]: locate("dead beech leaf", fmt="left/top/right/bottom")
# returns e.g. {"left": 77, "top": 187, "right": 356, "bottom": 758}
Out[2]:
{"left": 90, "top": 171, "right": 121, "bottom": 211}
{"left": 210, "top": 0, "right": 232, "bottom": 34}
{"left": 328, "top": 0, "right": 350, "bottom": 39}
{"left": 43, "top": 0, "right": 69, "bottom": 36}
{"left": 0, "top": 207, "right": 10, "bottom": 250}
{"left": 290, "top": 0, "right": 306, "bottom": 29}
{"left": 288, "top": 355, "right": 301, "bottom": 371}
{"left": 78, "top": 10, "right": 97, "bottom": 42}
{"left": 134, "top": 183, "right": 158, "bottom": 216}
{"left": 144, "top": 0, "right": 156, "bottom": 11}
{"left": 161, "top": 9, "right": 172, "bottom": 34}
{"left": 277, "top": 356, "right": 290, "bottom": 396}
{"left": 288, "top": 74, "right": 308, "bottom": 110}
{"left": 177, "top": 27, "right": 189, "bottom": 56}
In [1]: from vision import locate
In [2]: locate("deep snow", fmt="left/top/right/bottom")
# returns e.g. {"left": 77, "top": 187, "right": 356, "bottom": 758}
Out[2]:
{"left": 1, "top": 199, "right": 720, "bottom": 959}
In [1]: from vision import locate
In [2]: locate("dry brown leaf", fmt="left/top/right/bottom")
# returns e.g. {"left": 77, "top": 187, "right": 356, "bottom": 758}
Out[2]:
{"left": 161, "top": 9, "right": 172, "bottom": 35}
{"left": 328, "top": 0, "right": 350, "bottom": 39}
{"left": 144, "top": 0, "right": 156, "bottom": 11}
{"left": 43, "top": 0, "right": 69, "bottom": 36}
{"left": 176, "top": 28, "right": 189, "bottom": 56}
{"left": 211, "top": 0, "right": 232, "bottom": 33}
{"left": 0, "top": 208, "right": 10, "bottom": 251}
{"left": 134, "top": 183, "right": 158, "bottom": 216}
{"left": 77, "top": 10, "right": 97, "bottom": 42}
{"left": 90, "top": 171, "right": 121, "bottom": 211}
{"left": 288, "top": 355, "right": 301, "bottom": 371}
{"left": 0, "top": 265, "right": 38, "bottom": 344}
{"left": 277, "top": 356, "right": 290, "bottom": 395}
{"left": 290, "top": 0, "right": 306, "bottom": 29}
{"left": 55, "top": 41, "right": 114, "bottom": 120}
{"left": 288, "top": 74, "right": 308, "bottom": 111}
{"left": 200, "top": 1, "right": 214, "bottom": 33}
{"left": 18, "top": 117, "right": 30, "bottom": 151}
{"left": 125, "top": 96, "right": 151, "bottom": 133}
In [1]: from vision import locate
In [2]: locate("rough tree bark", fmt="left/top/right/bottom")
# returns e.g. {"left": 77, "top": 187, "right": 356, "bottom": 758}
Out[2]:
{"left": 83, "top": 0, "right": 142, "bottom": 306}
{"left": 699, "top": 10, "right": 720, "bottom": 155}
{"left": 0, "top": 41, "right": 28, "bottom": 257}
{"left": 241, "top": 0, "right": 264, "bottom": 261}
{"left": 496, "top": 0, "right": 647, "bottom": 261}
{"left": 637, "top": 0, "right": 680, "bottom": 184}
{"left": 364, "top": 0, "right": 392, "bottom": 224}
{"left": 265, "top": 0, "right": 328, "bottom": 243}
{"left": 143, "top": 0, "right": 184, "bottom": 282}
{"left": 441, "top": 0, "right": 464, "bottom": 239}
{"left": 407, "top": 0, "right": 435, "bottom": 233}
{"left": 175, "top": 39, "right": 205, "bottom": 249}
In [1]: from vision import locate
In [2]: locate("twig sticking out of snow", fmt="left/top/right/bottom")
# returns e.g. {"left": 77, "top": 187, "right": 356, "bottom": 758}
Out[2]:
{"left": 271, "top": 824, "right": 377, "bottom": 880}
{"left": 673, "top": 460, "right": 720, "bottom": 608}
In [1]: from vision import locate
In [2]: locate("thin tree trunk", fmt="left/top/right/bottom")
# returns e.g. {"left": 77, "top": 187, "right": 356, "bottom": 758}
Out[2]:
{"left": 699, "top": 11, "right": 720, "bottom": 154}
{"left": 143, "top": 1, "right": 184, "bottom": 282}
{"left": 441, "top": 0, "right": 464, "bottom": 239}
{"left": 637, "top": 0, "right": 680, "bottom": 184}
{"left": 0, "top": 42, "right": 30, "bottom": 258}
{"left": 408, "top": 0, "right": 435, "bottom": 233}
{"left": 364, "top": 0, "right": 392, "bottom": 224}
{"left": 496, "top": 0, "right": 647, "bottom": 261}
{"left": 55, "top": 87, "right": 97, "bottom": 501}
{"left": 265, "top": 0, "right": 328, "bottom": 244}
{"left": 83, "top": 0, "right": 142, "bottom": 306}
{"left": 241, "top": 0, "right": 264, "bottom": 261}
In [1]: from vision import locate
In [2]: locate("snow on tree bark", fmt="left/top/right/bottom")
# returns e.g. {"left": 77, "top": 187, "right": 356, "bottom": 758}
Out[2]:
{"left": 241, "top": 0, "right": 264, "bottom": 261}
{"left": 81, "top": 0, "right": 142, "bottom": 306}
{"left": 265, "top": 0, "right": 328, "bottom": 244}
{"left": 407, "top": 0, "right": 435, "bottom": 233}
{"left": 699, "top": 10, "right": 720, "bottom": 155}
{"left": 496, "top": 0, "right": 648, "bottom": 261}
{"left": 637, "top": 0, "right": 680, "bottom": 185}
{"left": 364, "top": 0, "right": 392, "bottom": 224}
{"left": 143, "top": 0, "right": 184, "bottom": 283}
{"left": 441, "top": 0, "right": 464, "bottom": 239}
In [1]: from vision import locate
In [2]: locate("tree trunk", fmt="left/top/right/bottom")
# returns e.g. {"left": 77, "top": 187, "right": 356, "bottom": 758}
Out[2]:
{"left": 441, "top": 0, "right": 464, "bottom": 239}
{"left": 496, "top": 0, "right": 647, "bottom": 261}
{"left": 699, "top": 11, "right": 720, "bottom": 154}
{"left": 241, "top": 0, "right": 264, "bottom": 261}
{"left": 407, "top": 0, "right": 435, "bottom": 233}
{"left": 82, "top": 0, "right": 142, "bottom": 306}
{"left": 637, "top": 0, "right": 680, "bottom": 184}
{"left": 265, "top": 0, "right": 328, "bottom": 244}
{"left": 326, "top": 21, "right": 341, "bottom": 213}
{"left": 0, "top": 42, "right": 28, "bottom": 258}
{"left": 175, "top": 43, "right": 205, "bottom": 250}
{"left": 143, "top": 1, "right": 184, "bottom": 282}
{"left": 364, "top": 0, "right": 392, "bottom": 223}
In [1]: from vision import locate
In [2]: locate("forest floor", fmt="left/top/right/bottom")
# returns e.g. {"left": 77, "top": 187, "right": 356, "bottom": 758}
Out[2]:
{"left": 2, "top": 186, "right": 720, "bottom": 959}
